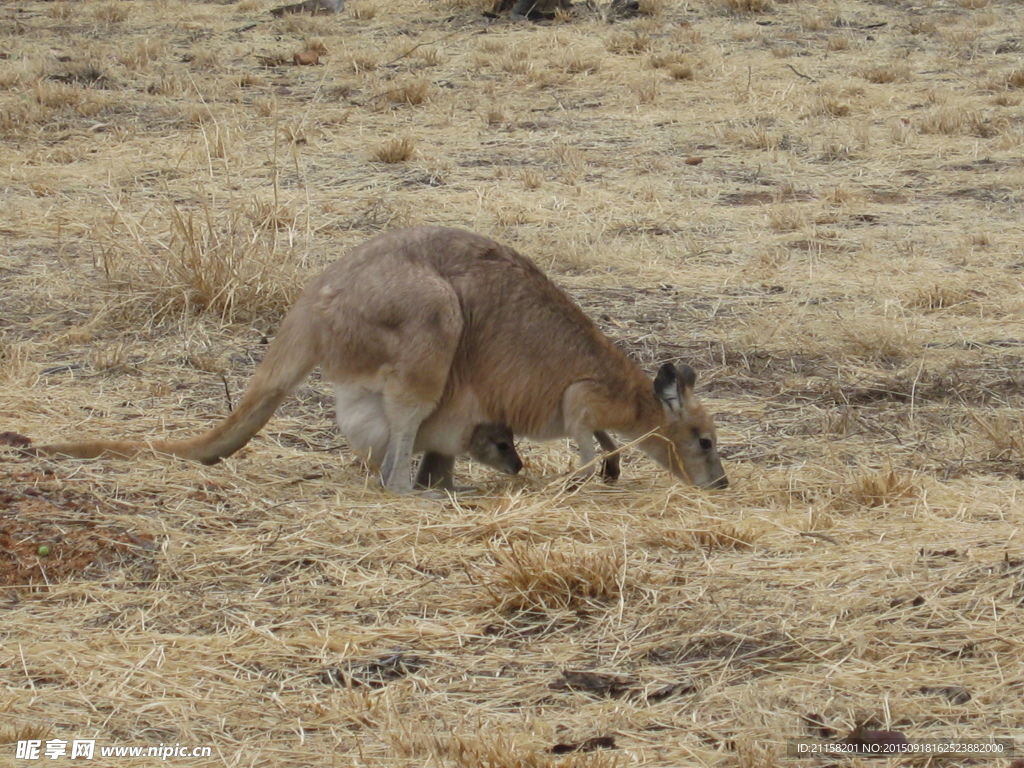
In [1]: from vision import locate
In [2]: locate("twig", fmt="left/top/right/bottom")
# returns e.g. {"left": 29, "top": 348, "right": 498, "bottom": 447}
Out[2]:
{"left": 220, "top": 373, "right": 234, "bottom": 412}
{"left": 787, "top": 64, "right": 816, "bottom": 82}
{"left": 379, "top": 28, "right": 464, "bottom": 68}
{"left": 309, "top": 442, "right": 347, "bottom": 453}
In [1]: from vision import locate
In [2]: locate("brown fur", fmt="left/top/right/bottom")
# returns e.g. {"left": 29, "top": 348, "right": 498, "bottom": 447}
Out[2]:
{"left": 28, "top": 227, "right": 726, "bottom": 492}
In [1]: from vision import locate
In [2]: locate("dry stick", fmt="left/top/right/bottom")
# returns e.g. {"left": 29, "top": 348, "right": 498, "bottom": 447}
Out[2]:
{"left": 379, "top": 28, "right": 464, "bottom": 68}
{"left": 309, "top": 442, "right": 348, "bottom": 453}
{"left": 220, "top": 372, "right": 234, "bottom": 412}
{"left": 908, "top": 357, "right": 925, "bottom": 430}
{"left": 787, "top": 64, "right": 817, "bottom": 82}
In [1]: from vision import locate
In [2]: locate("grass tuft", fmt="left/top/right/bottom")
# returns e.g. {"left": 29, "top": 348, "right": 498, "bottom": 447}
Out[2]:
{"left": 118, "top": 39, "right": 165, "bottom": 71}
{"left": 858, "top": 63, "right": 911, "bottom": 84}
{"left": 844, "top": 468, "right": 921, "bottom": 508}
{"left": 606, "top": 32, "right": 653, "bottom": 55}
{"left": 373, "top": 136, "right": 417, "bottom": 163}
{"left": 382, "top": 79, "right": 431, "bottom": 106}
{"left": 1005, "top": 69, "right": 1024, "bottom": 89}
{"left": 92, "top": 2, "right": 130, "bottom": 23}
{"left": 93, "top": 200, "right": 303, "bottom": 323}
{"left": 905, "top": 284, "right": 980, "bottom": 312}
{"left": 484, "top": 544, "right": 626, "bottom": 613}
{"left": 352, "top": 1, "right": 378, "bottom": 19}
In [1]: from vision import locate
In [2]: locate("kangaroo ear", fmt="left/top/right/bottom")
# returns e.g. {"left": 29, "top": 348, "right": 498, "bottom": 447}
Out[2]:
{"left": 677, "top": 364, "right": 697, "bottom": 391}
{"left": 654, "top": 363, "right": 680, "bottom": 411}
{"left": 654, "top": 363, "right": 697, "bottom": 413}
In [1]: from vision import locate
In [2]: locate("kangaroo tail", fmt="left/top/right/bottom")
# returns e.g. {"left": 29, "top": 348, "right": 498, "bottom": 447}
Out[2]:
{"left": 31, "top": 308, "right": 319, "bottom": 465}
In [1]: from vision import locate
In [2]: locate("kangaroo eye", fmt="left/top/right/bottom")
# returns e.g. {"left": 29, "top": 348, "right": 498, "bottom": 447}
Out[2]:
{"left": 699, "top": 438, "right": 714, "bottom": 452}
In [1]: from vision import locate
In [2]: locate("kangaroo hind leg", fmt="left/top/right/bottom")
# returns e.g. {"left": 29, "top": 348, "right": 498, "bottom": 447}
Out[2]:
{"left": 376, "top": 282, "right": 462, "bottom": 494}
{"left": 379, "top": 398, "right": 438, "bottom": 493}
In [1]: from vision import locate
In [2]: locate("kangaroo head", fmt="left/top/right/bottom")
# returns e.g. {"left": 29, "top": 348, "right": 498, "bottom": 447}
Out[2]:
{"left": 468, "top": 423, "right": 523, "bottom": 476}
{"left": 643, "top": 363, "right": 727, "bottom": 489}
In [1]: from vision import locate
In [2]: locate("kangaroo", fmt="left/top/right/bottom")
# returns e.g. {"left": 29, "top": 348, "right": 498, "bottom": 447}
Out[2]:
{"left": 26, "top": 227, "right": 726, "bottom": 492}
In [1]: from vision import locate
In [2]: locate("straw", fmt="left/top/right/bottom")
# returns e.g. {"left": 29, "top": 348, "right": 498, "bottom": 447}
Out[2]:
{"left": 2, "top": 0, "right": 1022, "bottom": 764}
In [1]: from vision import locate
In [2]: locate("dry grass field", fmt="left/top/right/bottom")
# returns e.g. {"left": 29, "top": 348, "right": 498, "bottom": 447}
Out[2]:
{"left": 2, "top": 0, "right": 1023, "bottom": 765}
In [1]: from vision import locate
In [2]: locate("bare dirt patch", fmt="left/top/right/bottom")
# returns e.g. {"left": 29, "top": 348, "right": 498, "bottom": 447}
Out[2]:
{"left": 0, "top": 476, "right": 158, "bottom": 591}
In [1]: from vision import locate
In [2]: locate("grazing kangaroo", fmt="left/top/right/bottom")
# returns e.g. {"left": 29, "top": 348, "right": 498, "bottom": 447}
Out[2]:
{"left": 27, "top": 227, "right": 726, "bottom": 492}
